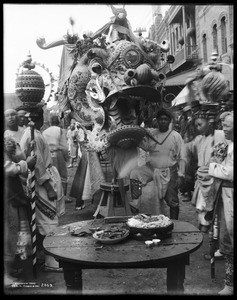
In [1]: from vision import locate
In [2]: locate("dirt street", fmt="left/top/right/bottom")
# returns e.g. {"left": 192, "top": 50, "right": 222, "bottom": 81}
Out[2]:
{"left": 5, "top": 165, "right": 225, "bottom": 295}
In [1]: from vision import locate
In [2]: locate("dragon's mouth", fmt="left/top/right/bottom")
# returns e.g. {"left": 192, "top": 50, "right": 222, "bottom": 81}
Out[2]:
{"left": 105, "top": 85, "right": 162, "bottom": 104}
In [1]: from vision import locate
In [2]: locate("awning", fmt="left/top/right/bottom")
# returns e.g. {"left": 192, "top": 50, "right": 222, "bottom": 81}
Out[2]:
{"left": 171, "top": 86, "right": 189, "bottom": 106}
{"left": 165, "top": 69, "right": 196, "bottom": 86}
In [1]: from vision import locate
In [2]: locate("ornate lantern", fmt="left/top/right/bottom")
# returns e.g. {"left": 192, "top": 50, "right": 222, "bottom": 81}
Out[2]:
{"left": 15, "top": 53, "right": 45, "bottom": 107}
{"left": 186, "top": 27, "right": 195, "bottom": 38}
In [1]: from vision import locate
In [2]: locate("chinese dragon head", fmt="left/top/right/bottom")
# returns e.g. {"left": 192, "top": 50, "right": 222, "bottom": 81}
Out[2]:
{"left": 36, "top": 6, "right": 171, "bottom": 154}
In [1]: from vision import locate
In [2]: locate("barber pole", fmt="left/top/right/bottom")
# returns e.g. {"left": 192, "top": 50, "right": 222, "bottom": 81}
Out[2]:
{"left": 29, "top": 120, "right": 37, "bottom": 278}
{"left": 15, "top": 53, "right": 46, "bottom": 278}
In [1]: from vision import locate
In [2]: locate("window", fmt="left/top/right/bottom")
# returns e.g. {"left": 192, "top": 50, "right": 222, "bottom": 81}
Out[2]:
{"left": 221, "top": 16, "right": 227, "bottom": 54}
{"left": 176, "top": 27, "right": 179, "bottom": 49}
{"left": 202, "top": 34, "right": 208, "bottom": 62}
{"left": 212, "top": 24, "right": 218, "bottom": 52}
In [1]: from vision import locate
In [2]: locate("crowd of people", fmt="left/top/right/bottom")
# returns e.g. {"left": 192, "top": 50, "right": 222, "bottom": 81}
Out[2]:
{"left": 4, "top": 106, "right": 84, "bottom": 285}
{"left": 4, "top": 89, "right": 233, "bottom": 294}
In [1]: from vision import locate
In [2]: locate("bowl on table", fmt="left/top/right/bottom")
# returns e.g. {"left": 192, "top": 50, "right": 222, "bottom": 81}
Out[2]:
{"left": 126, "top": 214, "right": 174, "bottom": 238}
{"left": 92, "top": 225, "right": 130, "bottom": 244}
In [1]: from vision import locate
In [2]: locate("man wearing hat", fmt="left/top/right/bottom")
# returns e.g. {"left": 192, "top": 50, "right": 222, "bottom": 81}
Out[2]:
{"left": 185, "top": 102, "right": 226, "bottom": 231}
{"left": 130, "top": 107, "right": 187, "bottom": 220}
{"left": 208, "top": 111, "right": 233, "bottom": 295}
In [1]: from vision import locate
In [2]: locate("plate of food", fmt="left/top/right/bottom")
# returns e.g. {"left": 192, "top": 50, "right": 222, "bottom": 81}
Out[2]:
{"left": 126, "top": 214, "right": 174, "bottom": 237}
{"left": 92, "top": 225, "right": 130, "bottom": 244}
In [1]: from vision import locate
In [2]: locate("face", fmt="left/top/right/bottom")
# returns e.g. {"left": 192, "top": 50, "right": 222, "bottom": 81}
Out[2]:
{"left": 157, "top": 114, "right": 171, "bottom": 132}
{"left": 4, "top": 109, "right": 18, "bottom": 128}
{"left": 17, "top": 110, "right": 27, "bottom": 126}
{"left": 222, "top": 116, "right": 233, "bottom": 141}
{"left": 195, "top": 118, "right": 209, "bottom": 135}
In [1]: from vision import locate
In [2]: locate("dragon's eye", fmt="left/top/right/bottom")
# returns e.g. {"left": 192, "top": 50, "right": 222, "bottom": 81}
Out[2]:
{"left": 122, "top": 47, "right": 142, "bottom": 68}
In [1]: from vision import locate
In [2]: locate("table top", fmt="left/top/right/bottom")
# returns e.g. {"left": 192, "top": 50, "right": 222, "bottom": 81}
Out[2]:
{"left": 43, "top": 219, "right": 203, "bottom": 268}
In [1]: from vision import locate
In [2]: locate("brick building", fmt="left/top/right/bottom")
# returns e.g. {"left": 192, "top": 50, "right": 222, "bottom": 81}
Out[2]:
{"left": 147, "top": 4, "right": 234, "bottom": 100}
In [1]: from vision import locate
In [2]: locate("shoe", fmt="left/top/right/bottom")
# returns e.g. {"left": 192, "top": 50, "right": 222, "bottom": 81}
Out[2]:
{"left": 214, "top": 249, "right": 224, "bottom": 258}
{"left": 204, "top": 250, "right": 224, "bottom": 261}
{"left": 67, "top": 164, "right": 73, "bottom": 168}
{"left": 65, "top": 198, "right": 73, "bottom": 203}
{"left": 44, "top": 266, "right": 63, "bottom": 273}
{"left": 218, "top": 285, "right": 233, "bottom": 295}
{"left": 75, "top": 204, "right": 85, "bottom": 210}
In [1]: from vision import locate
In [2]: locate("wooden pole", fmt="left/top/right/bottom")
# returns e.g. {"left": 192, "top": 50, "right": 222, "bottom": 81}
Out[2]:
{"left": 29, "top": 120, "right": 37, "bottom": 278}
{"left": 210, "top": 214, "right": 218, "bottom": 280}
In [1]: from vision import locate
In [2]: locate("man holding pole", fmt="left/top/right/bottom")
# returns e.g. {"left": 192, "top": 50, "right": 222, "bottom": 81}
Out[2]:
{"left": 20, "top": 106, "right": 64, "bottom": 272}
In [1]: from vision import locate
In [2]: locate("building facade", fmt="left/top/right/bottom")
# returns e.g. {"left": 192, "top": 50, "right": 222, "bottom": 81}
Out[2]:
{"left": 195, "top": 5, "right": 233, "bottom": 89}
{"left": 147, "top": 4, "right": 234, "bottom": 97}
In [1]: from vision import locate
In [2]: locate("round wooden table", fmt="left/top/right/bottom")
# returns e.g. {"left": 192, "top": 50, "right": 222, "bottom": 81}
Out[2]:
{"left": 43, "top": 218, "right": 203, "bottom": 294}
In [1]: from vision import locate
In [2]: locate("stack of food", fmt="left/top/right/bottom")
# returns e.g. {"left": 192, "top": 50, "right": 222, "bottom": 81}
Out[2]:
{"left": 126, "top": 214, "right": 174, "bottom": 236}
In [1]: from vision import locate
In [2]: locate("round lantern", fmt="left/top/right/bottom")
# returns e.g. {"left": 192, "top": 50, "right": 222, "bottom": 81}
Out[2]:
{"left": 15, "top": 54, "right": 45, "bottom": 106}
{"left": 186, "top": 27, "right": 195, "bottom": 37}
{"left": 178, "top": 36, "right": 184, "bottom": 45}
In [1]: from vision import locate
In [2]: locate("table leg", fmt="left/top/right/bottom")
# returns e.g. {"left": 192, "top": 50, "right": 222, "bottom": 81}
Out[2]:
{"left": 60, "top": 261, "right": 83, "bottom": 293}
{"left": 166, "top": 257, "right": 187, "bottom": 294}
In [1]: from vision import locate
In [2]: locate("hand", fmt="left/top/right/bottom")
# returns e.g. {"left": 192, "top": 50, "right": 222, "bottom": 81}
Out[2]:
{"left": 29, "top": 140, "right": 36, "bottom": 150}
{"left": 26, "top": 154, "right": 37, "bottom": 170}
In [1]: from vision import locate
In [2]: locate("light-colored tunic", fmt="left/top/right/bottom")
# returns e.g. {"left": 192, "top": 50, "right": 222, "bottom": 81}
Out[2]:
{"left": 42, "top": 126, "right": 68, "bottom": 184}
{"left": 186, "top": 130, "right": 226, "bottom": 226}
{"left": 131, "top": 128, "right": 186, "bottom": 215}
{"left": 209, "top": 141, "right": 233, "bottom": 254}
{"left": 20, "top": 127, "right": 64, "bottom": 236}
{"left": 140, "top": 128, "right": 187, "bottom": 169}
{"left": 4, "top": 126, "right": 25, "bottom": 144}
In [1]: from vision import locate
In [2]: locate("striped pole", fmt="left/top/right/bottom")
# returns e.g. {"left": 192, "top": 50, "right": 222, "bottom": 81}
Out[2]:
{"left": 29, "top": 120, "right": 37, "bottom": 278}
{"left": 210, "top": 214, "right": 218, "bottom": 280}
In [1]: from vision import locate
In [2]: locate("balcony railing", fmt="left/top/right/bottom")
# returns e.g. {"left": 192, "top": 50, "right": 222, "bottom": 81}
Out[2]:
{"left": 186, "top": 44, "right": 198, "bottom": 59}
{"left": 172, "top": 48, "right": 185, "bottom": 69}
{"left": 171, "top": 45, "right": 199, "bottom": 69}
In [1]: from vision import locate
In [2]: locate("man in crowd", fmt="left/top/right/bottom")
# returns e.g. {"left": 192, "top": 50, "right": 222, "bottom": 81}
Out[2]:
{"left": 4, "top": 109, "right": 25, "bottom": 143}
{"left": 16, "top": 106, "right": 28, "bottom": 129}
{"left": 19, "top": 106, "right": 64, "bottom": 271}
{"left": 208, "top": 111, "right": 234, "bottom": 295}
{"left": 130, "top": 108, "right": 186, "bottom": 220}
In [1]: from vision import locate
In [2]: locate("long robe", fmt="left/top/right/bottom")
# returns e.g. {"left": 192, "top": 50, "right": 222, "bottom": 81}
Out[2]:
{"left": 70, "top": 146, "right": 105, "bottom": 207}
{"left": 209, "top": 141, "right": 233, "bottom": 255}
{"left": 186, "top": 130, "right": 225, "bottom": 226}
{"left": 4, "top": 154, "right": 31, "bottom": 273}
{"left": 20, "top": 127, "right": 64, "bottom": 236}
{"left": 42, "top": 125, "right": 68, "bottom": 185}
